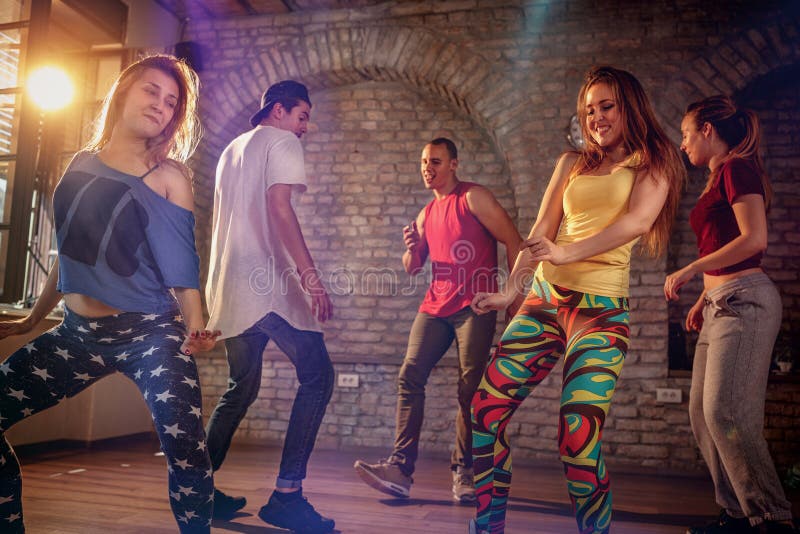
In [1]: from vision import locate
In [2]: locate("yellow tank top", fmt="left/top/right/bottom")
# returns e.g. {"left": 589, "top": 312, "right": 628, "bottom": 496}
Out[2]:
{"left": 536, "top": 163, "right": 639, "bottom": 297}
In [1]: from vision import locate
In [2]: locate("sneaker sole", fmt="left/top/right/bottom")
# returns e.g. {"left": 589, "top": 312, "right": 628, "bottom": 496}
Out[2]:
{"left": 453, "top": 489, "right": 477, "bottom": 504}
{"left": 353, "top": 461, "right": 410, "bottom": 498}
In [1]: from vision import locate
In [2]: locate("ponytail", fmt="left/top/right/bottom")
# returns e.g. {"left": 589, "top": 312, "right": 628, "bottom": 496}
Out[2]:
{"left": 685, "top": 95, "right": 772, "bottom": 208}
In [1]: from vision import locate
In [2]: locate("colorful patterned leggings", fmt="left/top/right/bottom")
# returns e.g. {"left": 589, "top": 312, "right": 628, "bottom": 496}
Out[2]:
{"left": 471, "top": 278, "right": 629, "bottom": 534}
{"left": 0, "top": 307, "right": 212, "bottom": 534}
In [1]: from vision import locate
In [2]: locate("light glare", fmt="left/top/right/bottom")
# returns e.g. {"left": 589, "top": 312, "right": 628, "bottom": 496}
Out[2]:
{"left": 27, "top": 66, "right": 74, "bottom": 111}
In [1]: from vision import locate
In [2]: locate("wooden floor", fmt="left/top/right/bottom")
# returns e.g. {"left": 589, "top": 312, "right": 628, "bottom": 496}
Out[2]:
{"left": 16, "top": 435, "right": 799, "bottom": 533}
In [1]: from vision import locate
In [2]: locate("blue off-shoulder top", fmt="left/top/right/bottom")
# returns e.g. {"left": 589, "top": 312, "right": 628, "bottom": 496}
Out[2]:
{"left": 53, "top": 151, "right": 199, "bottom": 314}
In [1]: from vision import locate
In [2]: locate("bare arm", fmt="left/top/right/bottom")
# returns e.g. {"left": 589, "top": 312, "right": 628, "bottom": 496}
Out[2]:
{"left": 527, "top": 169, "right": 669, "bottom": 266}
{"left": 0, "top": 258, "right": 63, "bottom": 340}
{"left": 664, "top": 194, "right": 767, "bottom": 300}
{"left": 165, "top": 168, "right": 221, "bottom": 353}
{"left": 173, "top": 288, "right": 206, "bottom": 332}
{"left": 161, "top": 169, "right": 204, "bottom": 323}
{"left": 472, "top": 152, "right": 574, "bottom": 313}
{"left": 465, "top": 185, "right": 523, "bottom": 271}
{"left": 162, "top": 161, "right": 195, "bottom": 211}
{"left": 466, "top": 185, "right": 524, "bottom": 318}
{"left": 402, "top": 209, "right": 429, "bottom": 275}
{"left": 268, "top": 183, "right": 333, "bottom": 322}
{"left": 502, "top": 153, "right": 573, "bottom": 298}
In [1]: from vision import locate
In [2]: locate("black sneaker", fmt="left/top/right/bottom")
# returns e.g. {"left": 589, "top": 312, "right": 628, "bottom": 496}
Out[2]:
{"left": 686, "top": 509, "right": 756, "bottom": 534}
{"left": 258, "top": 491, "right": 335, "bottom": 534}
{"left": 212, "top": 488, "right": 246, "bottom": 520}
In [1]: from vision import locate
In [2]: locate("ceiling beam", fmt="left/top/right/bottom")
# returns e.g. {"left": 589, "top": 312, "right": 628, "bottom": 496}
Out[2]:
{"left": 60, "top": 0, "right": 127, "bottom": 42}
{"left": 152, "top": 0, "right": 214, "bottom": 21}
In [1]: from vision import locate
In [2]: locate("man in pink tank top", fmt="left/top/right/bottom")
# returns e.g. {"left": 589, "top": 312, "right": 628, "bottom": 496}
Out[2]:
{"left": 354, "top": 137, "right": 522, "bottom": 503}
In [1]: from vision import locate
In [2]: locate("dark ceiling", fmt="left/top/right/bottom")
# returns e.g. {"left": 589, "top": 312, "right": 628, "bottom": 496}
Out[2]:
{"left": 153, "top": 0, "right": 389, "bottom": 19}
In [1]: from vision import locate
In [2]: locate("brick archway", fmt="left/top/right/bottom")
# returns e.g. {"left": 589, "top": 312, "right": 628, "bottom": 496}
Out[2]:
{"left": 202, "top": 26, "right": 520, "bottom": 140}
{"left": 195, "top": 25, "right": 527, "bottom": 195}
{"left": 192, "top": 26, "right": 533, "bottom": 270}
{"left": 659, "top": 15, "right": 800, "bottom": 137}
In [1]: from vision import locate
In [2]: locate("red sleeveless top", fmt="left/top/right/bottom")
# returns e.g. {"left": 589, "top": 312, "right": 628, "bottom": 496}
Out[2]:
{"left": 419, "top": 181, "right": 498, "bottom": 317}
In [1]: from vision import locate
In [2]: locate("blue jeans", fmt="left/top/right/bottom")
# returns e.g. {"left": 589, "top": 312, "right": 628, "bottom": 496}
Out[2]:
{"left": 205, "top": 312, "right": 334, "bottom": 488}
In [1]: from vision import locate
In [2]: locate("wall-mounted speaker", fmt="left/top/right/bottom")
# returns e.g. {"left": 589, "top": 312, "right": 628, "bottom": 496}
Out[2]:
{"left": 175, "top": 41, "right": 204, "bottom": 72}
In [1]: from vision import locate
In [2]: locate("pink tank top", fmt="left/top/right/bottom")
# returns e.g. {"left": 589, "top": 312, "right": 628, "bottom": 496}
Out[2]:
{"left": 419, "top": 181, "right": 498, "bottom": 317}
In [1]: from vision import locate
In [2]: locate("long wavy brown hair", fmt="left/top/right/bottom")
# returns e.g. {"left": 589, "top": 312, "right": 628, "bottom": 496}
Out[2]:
{"left": 573, "top": 65, "right": 686, "bottom": 257}
{"left": 685, "top": 94, "right": 772, "bottom": 209}
{"left": 85, "top": 54, "right": 201, "bottom": 174}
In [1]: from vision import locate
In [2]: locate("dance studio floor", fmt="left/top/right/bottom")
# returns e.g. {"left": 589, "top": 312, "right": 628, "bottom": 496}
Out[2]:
{"left": 17, "top": 434, "right": 799, "bottom": 533}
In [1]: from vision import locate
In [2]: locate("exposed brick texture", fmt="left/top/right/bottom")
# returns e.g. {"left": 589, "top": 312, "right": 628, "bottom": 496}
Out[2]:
{"left": 189, "top": 0, "right": 800, "bottom": 473}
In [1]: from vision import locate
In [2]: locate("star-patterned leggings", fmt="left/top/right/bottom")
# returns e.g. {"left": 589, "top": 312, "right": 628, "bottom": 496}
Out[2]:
{"left": 471, "top": 278, "right": 629, "bottom": 534}
{"left": 0, "top": 306, "right": 213, "bottom": 534}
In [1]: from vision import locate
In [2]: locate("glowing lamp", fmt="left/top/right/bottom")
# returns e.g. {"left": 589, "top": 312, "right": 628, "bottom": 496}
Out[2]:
{"left": 27, "top": 66, "right": 74, "bottom": 111}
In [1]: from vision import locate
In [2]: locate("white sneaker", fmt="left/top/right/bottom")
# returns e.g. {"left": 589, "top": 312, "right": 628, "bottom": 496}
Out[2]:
{"left": 452, "top": 467, "right": 476, "bottom": 504}
{"left": 469, "top": 518, "right": 490, "bottom": 534}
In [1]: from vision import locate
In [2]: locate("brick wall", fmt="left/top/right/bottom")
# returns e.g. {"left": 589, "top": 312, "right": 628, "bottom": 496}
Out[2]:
{"left": 752, "top": 73, "right": 800, "bottom": 341}
{"left": 190, "top": 1, "right": 800, "bottom": 474}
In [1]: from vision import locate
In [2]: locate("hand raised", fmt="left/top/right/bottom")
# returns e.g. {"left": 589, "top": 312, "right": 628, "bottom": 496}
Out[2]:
{"left": 403, "top": 221, "right": 421, "bottom": 252}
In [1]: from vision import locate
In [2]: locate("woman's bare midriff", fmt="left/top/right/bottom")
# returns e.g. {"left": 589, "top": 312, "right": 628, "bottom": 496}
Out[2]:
{"left": 63, "top": 293, "right": 123, "bottom": 318}
{"left": 703, "top": 266, "right": 764, "bottom": 291}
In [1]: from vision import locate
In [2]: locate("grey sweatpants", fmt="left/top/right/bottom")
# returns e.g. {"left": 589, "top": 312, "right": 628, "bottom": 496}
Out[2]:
{"left": 689, "top": 271, "right": 792, "bottom": 526}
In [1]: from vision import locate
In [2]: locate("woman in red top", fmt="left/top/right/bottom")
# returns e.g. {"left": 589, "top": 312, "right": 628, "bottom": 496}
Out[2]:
{"left": 665, "top": 95, "right": 795, "bottom": 534}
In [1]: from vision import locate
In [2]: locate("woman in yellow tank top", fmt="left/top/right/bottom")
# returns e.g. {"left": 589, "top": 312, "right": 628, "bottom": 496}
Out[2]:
{"left": 468, "top": 66, "right": 686, "bottom": 534}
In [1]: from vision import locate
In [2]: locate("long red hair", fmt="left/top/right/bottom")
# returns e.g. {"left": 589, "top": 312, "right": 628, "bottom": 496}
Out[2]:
{"left": 573, "top": 66, "right": 686, "bottom": 257}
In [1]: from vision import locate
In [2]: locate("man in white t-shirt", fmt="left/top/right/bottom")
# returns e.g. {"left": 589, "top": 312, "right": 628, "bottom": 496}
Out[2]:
{"left": 204, "top": 80, "right": 335, "bottom": 533}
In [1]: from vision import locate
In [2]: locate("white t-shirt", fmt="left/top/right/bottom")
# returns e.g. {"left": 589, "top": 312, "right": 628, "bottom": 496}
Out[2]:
{"left": 206, "top": 125, "right": 322, "bottom": 338}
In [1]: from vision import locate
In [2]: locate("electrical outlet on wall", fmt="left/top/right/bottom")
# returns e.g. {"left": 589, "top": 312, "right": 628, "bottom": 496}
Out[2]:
{"left": 337, "top": 373, "right": 359, "bottom": 388}
{"left": 656, "top": 388, "right": 682, "bottom": 403}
